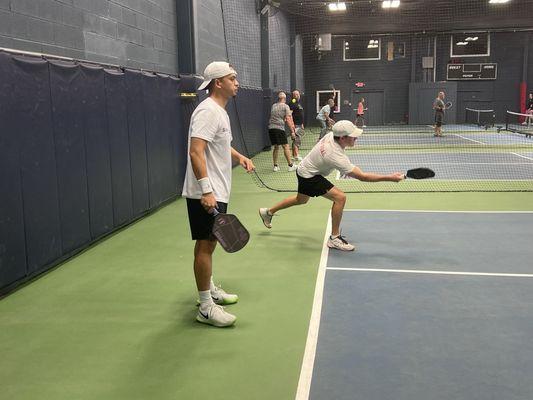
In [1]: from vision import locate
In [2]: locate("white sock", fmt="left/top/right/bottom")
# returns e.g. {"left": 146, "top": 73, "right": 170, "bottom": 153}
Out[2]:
{"left": 267, "top": 209, "right": 273, "bottom": 216}
{"left": 209, "top": 277, "right": 216, "bottom": 292}
{"left": 330, "top": 234, "right": 339, "bottom": 239}
{"left": 199, "top": 290, "right": 213, "bottom": 308}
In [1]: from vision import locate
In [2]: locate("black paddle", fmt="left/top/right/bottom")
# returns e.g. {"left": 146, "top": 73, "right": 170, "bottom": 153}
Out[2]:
{"left": 405, "top": 168, "right": 435, "bottom": 180}
{"left": 444, "top": 101, "right": 453, "bottom": 109}
{"left": 211, "top": 209, "right": 250, "bottom": 253}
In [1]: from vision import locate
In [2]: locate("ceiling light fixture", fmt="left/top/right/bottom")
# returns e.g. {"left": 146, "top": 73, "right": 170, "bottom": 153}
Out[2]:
{"left": 382, "top": 0, "right": 400, "bottom": 8}
{"left": 328, "top": 2, "right": 346, "bottom": 11}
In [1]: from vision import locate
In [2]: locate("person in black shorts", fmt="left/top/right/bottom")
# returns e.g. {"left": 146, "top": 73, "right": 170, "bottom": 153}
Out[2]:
{"left": 182, "top": 61, "right": 255, "bottom": 327}
{"left": 259, "top": 120, "right": 404, "bottom": 252}
{"left": 433, "top": 91, "right": 446, "bottom": 137}
{"left": 268, "top": 92, "right": 296, "bottom": 172}
{"left": 289, "top": 89, "right": 305, "bottom": 162}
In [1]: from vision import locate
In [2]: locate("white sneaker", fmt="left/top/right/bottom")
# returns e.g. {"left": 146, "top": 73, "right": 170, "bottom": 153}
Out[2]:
{"left": 196, "top": 303, "right": 236, "bottom": 327}
{"left": 259, "top": 208, "right": 273, "bottom": 228}
{"left": 288, "top": 163, "right": 298, "bottom": 172}
{"left": 273, "top": 165, "right": 280, "bottom": 172}
{"left": 362, "top": 125, "right": 367, "bottom": 128}
{"left": 327, "top": 235, "right": 355, "bottom": 251}
{"left": 211, "top": 284, "right": 238, "bottom": 305}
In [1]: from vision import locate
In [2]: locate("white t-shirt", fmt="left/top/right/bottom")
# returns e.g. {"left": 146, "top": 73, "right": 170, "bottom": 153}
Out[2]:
{"left": 268, "top": 102, "right": 291, "bottom": 131}
{"left": 182, "top": 97, "right": 233, "bottom": 203}
{"left": 317, "top": 104, "right": 331, "bottom": 121}
{"left": 297, "top": 132, "right": 354, "bottom": 178}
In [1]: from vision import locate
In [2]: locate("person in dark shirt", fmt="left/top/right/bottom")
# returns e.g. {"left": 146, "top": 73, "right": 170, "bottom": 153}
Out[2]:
{"left": 289, "top": 90, "right": 305, "bottom": 161}
{"left": 521, "top": 92, "right": 533, "bottom": 126}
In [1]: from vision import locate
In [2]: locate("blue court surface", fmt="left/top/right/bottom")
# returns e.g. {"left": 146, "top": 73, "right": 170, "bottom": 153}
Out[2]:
{"left": 296, "top": 211, "right": 533, "bottom": 400}
{"left": 346, "top": 152, "right": 533, "bottom": 180}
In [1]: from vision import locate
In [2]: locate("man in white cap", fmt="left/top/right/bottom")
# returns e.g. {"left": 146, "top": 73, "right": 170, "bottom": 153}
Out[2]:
{"left": 259, "top": 120, "right": 404, "bottom": 251}
{"left": 182, "top": 61, "right": 255, "bottom": 327}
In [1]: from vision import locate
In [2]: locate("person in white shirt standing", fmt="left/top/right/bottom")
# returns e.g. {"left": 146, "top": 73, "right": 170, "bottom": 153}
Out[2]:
{"left": 259, "top": 120, "right": 404, "bottom": 251}
{"left": 316, "top": 98, "right": 336, "bottom": 140}
{"left": 182, "top": 61, "right": 255, "bottom": 327}
{"left": 268, "top": 91, "right": 297, "bottom": 172}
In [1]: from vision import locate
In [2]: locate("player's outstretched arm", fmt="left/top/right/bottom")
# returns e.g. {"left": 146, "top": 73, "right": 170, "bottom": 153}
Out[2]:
{"left": 346, "top": 166, "right": 404, "bottom": 182}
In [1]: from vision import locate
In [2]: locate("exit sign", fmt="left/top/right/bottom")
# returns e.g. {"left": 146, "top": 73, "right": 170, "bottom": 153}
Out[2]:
{"left": 355, "top": 82, "right": 365, "bottom": 88}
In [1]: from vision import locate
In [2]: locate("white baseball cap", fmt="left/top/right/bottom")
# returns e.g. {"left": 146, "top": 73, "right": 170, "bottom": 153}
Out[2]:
{"left": 332, "top": 120, "right": 363, "bottom": 138}
{"left": 198, "top": 61, "right": 237, "bottom": 90}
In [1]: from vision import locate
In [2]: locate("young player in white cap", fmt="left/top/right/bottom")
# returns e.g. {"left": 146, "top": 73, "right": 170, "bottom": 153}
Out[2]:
{"left": 183, "top": 61, "right": 255, "bottom": 327}
{"left": 259, "top": 120, "right": 404, "bottom": 251}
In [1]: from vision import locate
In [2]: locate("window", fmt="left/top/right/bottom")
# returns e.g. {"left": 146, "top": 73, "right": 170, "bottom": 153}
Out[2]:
{"left": 343, "top": 37, "right": 381, "bottom": 61}
{"left": 316, "top": 90, "right": 341, "bottom": 113}
{"left": 450, "top": 33, "right": 490, "bottom": 57}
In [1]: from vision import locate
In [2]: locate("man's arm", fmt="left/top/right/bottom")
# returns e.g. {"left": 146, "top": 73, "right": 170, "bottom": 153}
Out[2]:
{"left": 231, "top": 147, "right": 255, "bottom": 172}
{"left": 189, "top": 137, "right": 217, "bottom": 211}
{"left": 286, "top": 113, "right": 296, "bottom": 136}
{"left": 346, "top": 165, "right": 404, "bottom": 182}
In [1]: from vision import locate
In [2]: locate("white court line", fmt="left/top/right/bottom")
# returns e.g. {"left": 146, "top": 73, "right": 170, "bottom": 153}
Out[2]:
{"left": 344, "top": 209, "right": 533, "bottom": 213}
{"left": 295, "top": 208, "right": 533, "bottom": 399}
{"left": 327, "top": 267, "right": 533, "bottom": 278}
{"left": 295, "top": 213, "right": 331, "bottom": 400}
{"left": 452, "top": 133, "right": 487, "bottom": 145}
{"left": 511, "top": 152, "right": 533, "bottom": 161}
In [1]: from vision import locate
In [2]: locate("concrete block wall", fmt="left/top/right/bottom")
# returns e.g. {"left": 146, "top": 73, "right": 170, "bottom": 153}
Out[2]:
{"left": 0, "top": 0, "right": 178, "bottom": 73}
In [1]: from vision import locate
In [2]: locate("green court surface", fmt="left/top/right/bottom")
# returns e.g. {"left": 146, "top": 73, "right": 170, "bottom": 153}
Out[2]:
{"left": 1, "top": 167, "right": 533, "bottom": 400}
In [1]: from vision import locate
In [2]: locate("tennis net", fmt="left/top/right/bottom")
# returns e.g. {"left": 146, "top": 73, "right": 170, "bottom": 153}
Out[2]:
{"left": 466, "top": 108, "right": 496, "bottom": 129}
{"left": 503, "top": 111, "right": 533, "bottom": 138}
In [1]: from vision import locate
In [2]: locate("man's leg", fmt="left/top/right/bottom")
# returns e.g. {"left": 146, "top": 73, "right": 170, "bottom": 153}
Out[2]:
{"left": 282, "top": 144, "right": 295, "bottom": 170}
{"left": 322, "top": 187, "right": 354, "bottom": 251}
{"left": 322, "top": 187, "right": 346, "bottom": 237}
{"left": 194, "top": 239, "right": 217, "bottom": 291}
{"left": 318, "top": 120, "right": 327, "bottom": 140}
{"left": 194, "top": 239, "right": 237, "bottom": 327}
{"left": 259, "top": 193, "right": 309, "bottom": 228}
{"left": 272, "top": 145, "right": 279, "bottom": 170}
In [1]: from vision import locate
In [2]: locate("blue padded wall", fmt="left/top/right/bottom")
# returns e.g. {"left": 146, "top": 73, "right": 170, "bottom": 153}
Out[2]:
{"left": 0, "top": 52, "right": 27, "bottom": 289}
{"left": 104, "top": 70, "right": 134, "bottom": 227}
{"left": 1, "top": 54, "right": 189, "bottom": 295}
{"left": 124, "top": 70, "right": 150, "bottom": 216}
{"left": 79, "top": 64, "right": 114, "bottom": 239}
{"left": 11, "top": 56, "right": 62, "bottom": 274}
{"left": 49, "top": 61, "right": 92, "bottom": 253}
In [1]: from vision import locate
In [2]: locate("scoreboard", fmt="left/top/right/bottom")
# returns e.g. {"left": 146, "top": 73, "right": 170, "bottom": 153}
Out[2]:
{"left": 447, "top": 63, "right": 497, "bottom": 80}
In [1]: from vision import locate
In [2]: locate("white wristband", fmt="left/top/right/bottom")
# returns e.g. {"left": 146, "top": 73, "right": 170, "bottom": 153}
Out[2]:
{"left": 198, "top": 177, "right": 213, "bottom": 194}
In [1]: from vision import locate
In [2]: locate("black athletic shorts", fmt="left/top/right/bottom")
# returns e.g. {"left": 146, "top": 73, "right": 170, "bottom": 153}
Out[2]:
{"left": 186, "top": 198, "right": 228, "bottom": 240}
{"left": 296, "top": 172, "right": 334, "bottom": 197}
{"left": 435, "top": 111, "right": 443, "bottom": 127}
{"left": 269, "top": 128, "right": 288, "bottom": 145}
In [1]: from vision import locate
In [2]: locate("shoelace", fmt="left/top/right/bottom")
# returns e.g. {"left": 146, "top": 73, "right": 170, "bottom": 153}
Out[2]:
{"left": 334, "top": 235, "right": 349, "bottom": 244}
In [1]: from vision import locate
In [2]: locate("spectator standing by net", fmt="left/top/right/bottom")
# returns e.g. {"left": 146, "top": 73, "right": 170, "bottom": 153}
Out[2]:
{"left": 433, "top": 91, "right": 446, "bottom": 137}
{"left": 355, "top": 97, "right": 367, "bottom": 127}
{"left": 289, "top": 89, "right": 305, "bottom": 162}
{"left": 269, "top": 91, "right": 297, "bottom": 172}
{"left": 316, "top": 98, "right": 335, "bottom": 140}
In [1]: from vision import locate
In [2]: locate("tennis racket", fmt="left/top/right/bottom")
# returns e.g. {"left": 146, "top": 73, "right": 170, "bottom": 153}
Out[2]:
{"left": 211, "top": 209, "right": 250, "bottom": 253}
{"left": 404, "top": 168, "right": 435, "bottom": 179}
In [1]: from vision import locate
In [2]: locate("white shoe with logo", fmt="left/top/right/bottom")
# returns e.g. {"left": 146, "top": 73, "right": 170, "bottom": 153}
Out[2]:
{"left": 288, "top": 163, "right": 298, "bottom": 172}
{"left": 259, "top": 208, "right": 273, "bottom": 228}
{"left": 273, "top": 165, "right": 280, "bottom": 172}
{"left": 327, "top": 235, "right": 356, "bottom": 251}
{"left": 196, "top": 303, "right": 236, "bottom": 327}
{"left": 211, "top": 284, "right": 238, "bottom": 305}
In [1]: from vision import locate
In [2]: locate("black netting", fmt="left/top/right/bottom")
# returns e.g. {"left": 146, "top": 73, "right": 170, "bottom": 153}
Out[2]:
{"left": 221, "top": 0, "right": 533, "bottom": 192}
